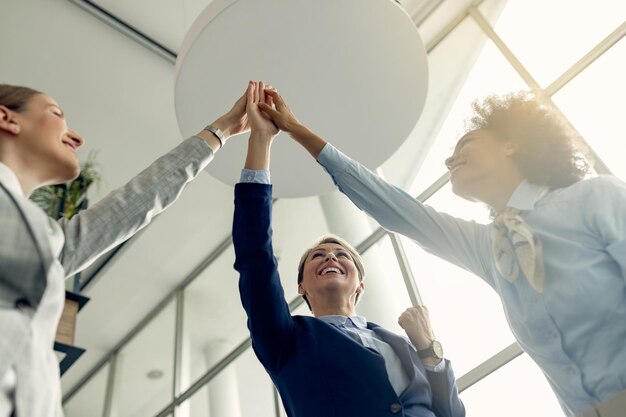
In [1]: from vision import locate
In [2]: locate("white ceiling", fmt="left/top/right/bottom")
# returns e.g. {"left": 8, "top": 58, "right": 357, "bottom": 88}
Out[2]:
{"left": 0, "top": 0, "right": 486, "bottom": 411}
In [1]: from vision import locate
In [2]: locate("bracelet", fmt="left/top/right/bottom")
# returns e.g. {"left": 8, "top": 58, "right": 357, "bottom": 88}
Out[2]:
{"left": 203, "top": 124, "right": 225, "bottom": 149}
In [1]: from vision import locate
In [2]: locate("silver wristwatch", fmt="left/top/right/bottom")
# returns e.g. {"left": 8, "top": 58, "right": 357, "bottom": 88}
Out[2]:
{"left": 203, "top": 124, "right": 225, "bottom": 148}
{"left": 417, "top": 340, "right": 444, "bottom": 360}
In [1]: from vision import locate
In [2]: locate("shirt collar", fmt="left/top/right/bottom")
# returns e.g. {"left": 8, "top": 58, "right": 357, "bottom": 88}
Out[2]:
{"left": 318, "top": 315, "right": 368, "bottom": 329}
{"left": 506, "top": 180, "right": 551, "bottom": 211}
{"left": 0, "top": 162, "right": 25, "bottom": 197}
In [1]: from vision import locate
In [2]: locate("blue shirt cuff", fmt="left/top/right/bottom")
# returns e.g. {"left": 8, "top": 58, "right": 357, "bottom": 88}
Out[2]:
{"left": 316, "top": 143, "right": 349, "bottom": 173}
{"left": 239, "top": 169, "right": 271, "bottom": 184}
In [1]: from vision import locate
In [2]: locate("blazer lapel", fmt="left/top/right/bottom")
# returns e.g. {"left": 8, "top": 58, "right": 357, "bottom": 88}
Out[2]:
{"left": 369, "top": 323, "right": 416, "bottom": 380}
{"left": 0, "top": 183, "right": 53, "bottom": 308}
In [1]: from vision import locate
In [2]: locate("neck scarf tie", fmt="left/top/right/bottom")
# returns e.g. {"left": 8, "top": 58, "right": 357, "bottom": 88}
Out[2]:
{"left": 491, "top": 207, "right": 545, "bottom": 293}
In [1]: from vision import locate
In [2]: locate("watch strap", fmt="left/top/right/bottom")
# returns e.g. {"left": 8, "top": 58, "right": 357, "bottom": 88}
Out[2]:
{"left": 416, "top": 340, "right": 443, "bottom": 359}
{"left": 204, "top": 124, "right": 224, "bottom": 149}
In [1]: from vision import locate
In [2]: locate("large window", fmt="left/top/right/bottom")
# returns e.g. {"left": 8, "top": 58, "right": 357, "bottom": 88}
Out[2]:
{"left": 113, "top": 300, "right": 176, "bottom": 417}
{"left": 460, "top": 353, "right": 563, "bottom": 416}
{"left": 64, "top": 362, "right": 110, "bottom": 417}
{"left": 552, "top": 38, "right": 626, "bottom": 180}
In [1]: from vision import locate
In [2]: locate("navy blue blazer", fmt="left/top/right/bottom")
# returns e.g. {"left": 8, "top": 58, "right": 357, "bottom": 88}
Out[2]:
{"left": 233, "top": 183, "right": 465, "bottom": 417}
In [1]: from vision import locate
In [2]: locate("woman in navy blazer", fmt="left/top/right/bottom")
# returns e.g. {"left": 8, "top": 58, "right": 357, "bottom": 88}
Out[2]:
{"left": 233, "top": 81, "right": 465, "bottom": 417}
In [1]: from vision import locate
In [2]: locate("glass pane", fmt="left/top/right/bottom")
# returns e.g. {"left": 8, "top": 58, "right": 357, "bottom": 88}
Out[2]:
{"left": 181, "top": 245, "right": 250, "bottom": 392}
{"left": 357, "top": 234, "right": 413, "bottom": 334}
{"left": 381, "top": 16, "right": 487, "bottom": 189}
{"left": 552, "top": 39, "right": 626, "bottom": 180}
{"left": 460, "top": 353, "right": 563, "bottom": 416}
{"left": 179, "top": 346, "right": 296, "bottom": 417}
{"left": 273, "top": 196, "right": 331, "bottom": 303}
{"left": 408, "top": 37, "right": 527, "bottom": 196}
{"left": 114, "top": 299, "right": 176, "bottom": 417}
{"left": 234, "top": 344, "right": 278, "bottom": 417}
{"left": 181, "top": 347, "right": 277, "bottom": 417}
{"left": 182, "top": 196, "right": 329, "bottom": 392}
{"left": 63, "top": 362, "right": 109, "bottom": 417}
{"left": 400, "top": 184, "right": 515, "bottom": 377}
{"left": 480, "top": 0, "right": 626, "bottom": 87}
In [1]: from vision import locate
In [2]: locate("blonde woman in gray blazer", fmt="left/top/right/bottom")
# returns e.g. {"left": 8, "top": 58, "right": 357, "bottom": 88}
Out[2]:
{"left": 0, "top": 83, "right": 250, "bottom": 417}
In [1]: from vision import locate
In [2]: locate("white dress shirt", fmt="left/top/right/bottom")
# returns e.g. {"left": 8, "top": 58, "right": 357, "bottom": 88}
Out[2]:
{"left": 0, "top": 163, "right": 66, "bottom": 417}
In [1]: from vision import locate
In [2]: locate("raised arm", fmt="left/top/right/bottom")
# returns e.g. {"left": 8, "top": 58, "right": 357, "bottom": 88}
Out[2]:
{"left": 399, "top": 306, "right": 465, "bottom": 417}
{"left": 59, "top": 87, "right": 252, "bottom": 276}
{"left": 233, "top": 81, "right": 294, "bottom": 372}
{"left": 260, "top": 87, "right": 493, "bottom": 283}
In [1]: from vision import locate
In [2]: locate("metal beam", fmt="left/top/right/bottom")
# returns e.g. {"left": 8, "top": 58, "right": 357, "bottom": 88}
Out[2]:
{"left": 457, "top": 342, "right": 524, "bottom": 392}
{"left": 468, "top": 6, "right": 541, "bottom": 90}
{"left": 66, "top": 0, "right": 176, "bottom": 63}
{"left": 389, "top": 232, "right": 423, "bottom": 306}
{"left": 101, "top": 354, "right": 117, "bottom": 417}
{"left": 546, "top": 22, "right": 626, "bottom": 96}
{"left": 172, "top": 290, "right": 185, "bottom": 417}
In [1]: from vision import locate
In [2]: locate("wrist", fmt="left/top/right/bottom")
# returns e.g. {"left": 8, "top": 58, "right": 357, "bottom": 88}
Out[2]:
{"left": 250, "top": 129, "right": 277, "bottom": 142}
{"left": 416, "top": 340, "right": 444, "bottom": 361}
{"left": 244, "top": 134, "right": 273, "bottom": 170}
{"left": 210, "top": 116, "right": 234, "bottom": 139}
{"left": 422, "top": 357, "right": 444, "bottom": 367}
{"left": 197, "top": 128, "right": 222, "bottom": 153}
{"left": 288, "top": 122, "right": 309, "bottom": 139}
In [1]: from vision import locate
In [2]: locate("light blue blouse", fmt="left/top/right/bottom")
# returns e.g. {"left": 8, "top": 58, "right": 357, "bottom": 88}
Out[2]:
{"left": 316, "top": 143, "right": 626, "bottom": 417}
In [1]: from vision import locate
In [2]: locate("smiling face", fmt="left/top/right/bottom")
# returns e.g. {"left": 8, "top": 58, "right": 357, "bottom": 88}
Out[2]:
{"left": 15, "top": 94, "right": 85, "bottom": 185}
{"left": 0, "top": 92, "right": 85, "bottom": 191}
{"left": 298, "top": 242, "right": 364, "bottom": 313}
{"left": 444, "top": 128, "right": 521, "bottom": 204}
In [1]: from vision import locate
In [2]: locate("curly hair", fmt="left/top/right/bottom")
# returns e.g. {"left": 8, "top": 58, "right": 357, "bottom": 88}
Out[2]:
{"left": 466, "top": 91, "right": 591, "bottom": 188}
{"left": 0, "top": 84, "right": 42, "bottom": 112}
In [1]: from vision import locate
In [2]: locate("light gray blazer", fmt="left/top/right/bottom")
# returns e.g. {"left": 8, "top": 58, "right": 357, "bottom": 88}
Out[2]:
{"left": 0, "top": 136, "right": 213, "bottom": 414}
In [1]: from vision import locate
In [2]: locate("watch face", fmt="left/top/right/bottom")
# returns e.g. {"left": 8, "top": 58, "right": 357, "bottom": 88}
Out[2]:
{"left": 432, "top": 340, "right": 444, "bottom": 358}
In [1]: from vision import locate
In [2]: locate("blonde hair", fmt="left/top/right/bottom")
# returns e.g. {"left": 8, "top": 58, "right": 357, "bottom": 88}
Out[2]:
{"left": 297, "top": 234, "right": 365, "bottom": 310}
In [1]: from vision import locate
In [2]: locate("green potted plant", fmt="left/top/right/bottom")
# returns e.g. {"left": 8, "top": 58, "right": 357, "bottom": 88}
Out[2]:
{"left": 30, "top": 152, "right": 100, "bottom": 220}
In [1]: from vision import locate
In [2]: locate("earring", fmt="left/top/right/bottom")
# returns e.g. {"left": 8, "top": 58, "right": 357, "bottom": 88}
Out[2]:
{"left": 12, "top": 126, "right": 20, "bottom": 134}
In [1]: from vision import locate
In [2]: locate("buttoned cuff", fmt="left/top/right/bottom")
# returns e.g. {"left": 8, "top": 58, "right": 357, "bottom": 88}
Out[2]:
{"left": 239, "top": 169, "right": 271, "bottom": 184}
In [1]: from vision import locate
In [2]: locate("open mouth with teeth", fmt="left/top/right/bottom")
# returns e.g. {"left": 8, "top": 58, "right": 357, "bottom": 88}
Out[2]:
{"left": 318, "top": 267, "right": 344, "bottom": 276}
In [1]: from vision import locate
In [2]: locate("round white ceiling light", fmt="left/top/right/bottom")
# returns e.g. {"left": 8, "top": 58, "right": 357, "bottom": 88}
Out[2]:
{"left": 175, "top": 0, "right": 428, "bottom": 198}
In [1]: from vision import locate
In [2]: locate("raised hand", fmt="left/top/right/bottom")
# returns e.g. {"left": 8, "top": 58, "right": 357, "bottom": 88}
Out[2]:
{"left": 258, "top": 88, "right": 301, "bottom": 133}
{"left": 398, "top": 306, "right": 436, "bottom": 351}
{"left": 211, "top": 87, "right": 250, "bottom": 139}
{"left": 247, "top": 81, "right": 279, "bottom": 137}
{"left": 242, "top": 81, "right": 278, "bottom": 171}
{"left": 254, "top": 85, "right": 327, "bottom": 159}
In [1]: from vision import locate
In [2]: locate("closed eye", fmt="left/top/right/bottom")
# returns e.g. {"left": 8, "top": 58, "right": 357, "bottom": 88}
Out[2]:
{"left": 48, "top": 105, "right": 65, "bottom": 118}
